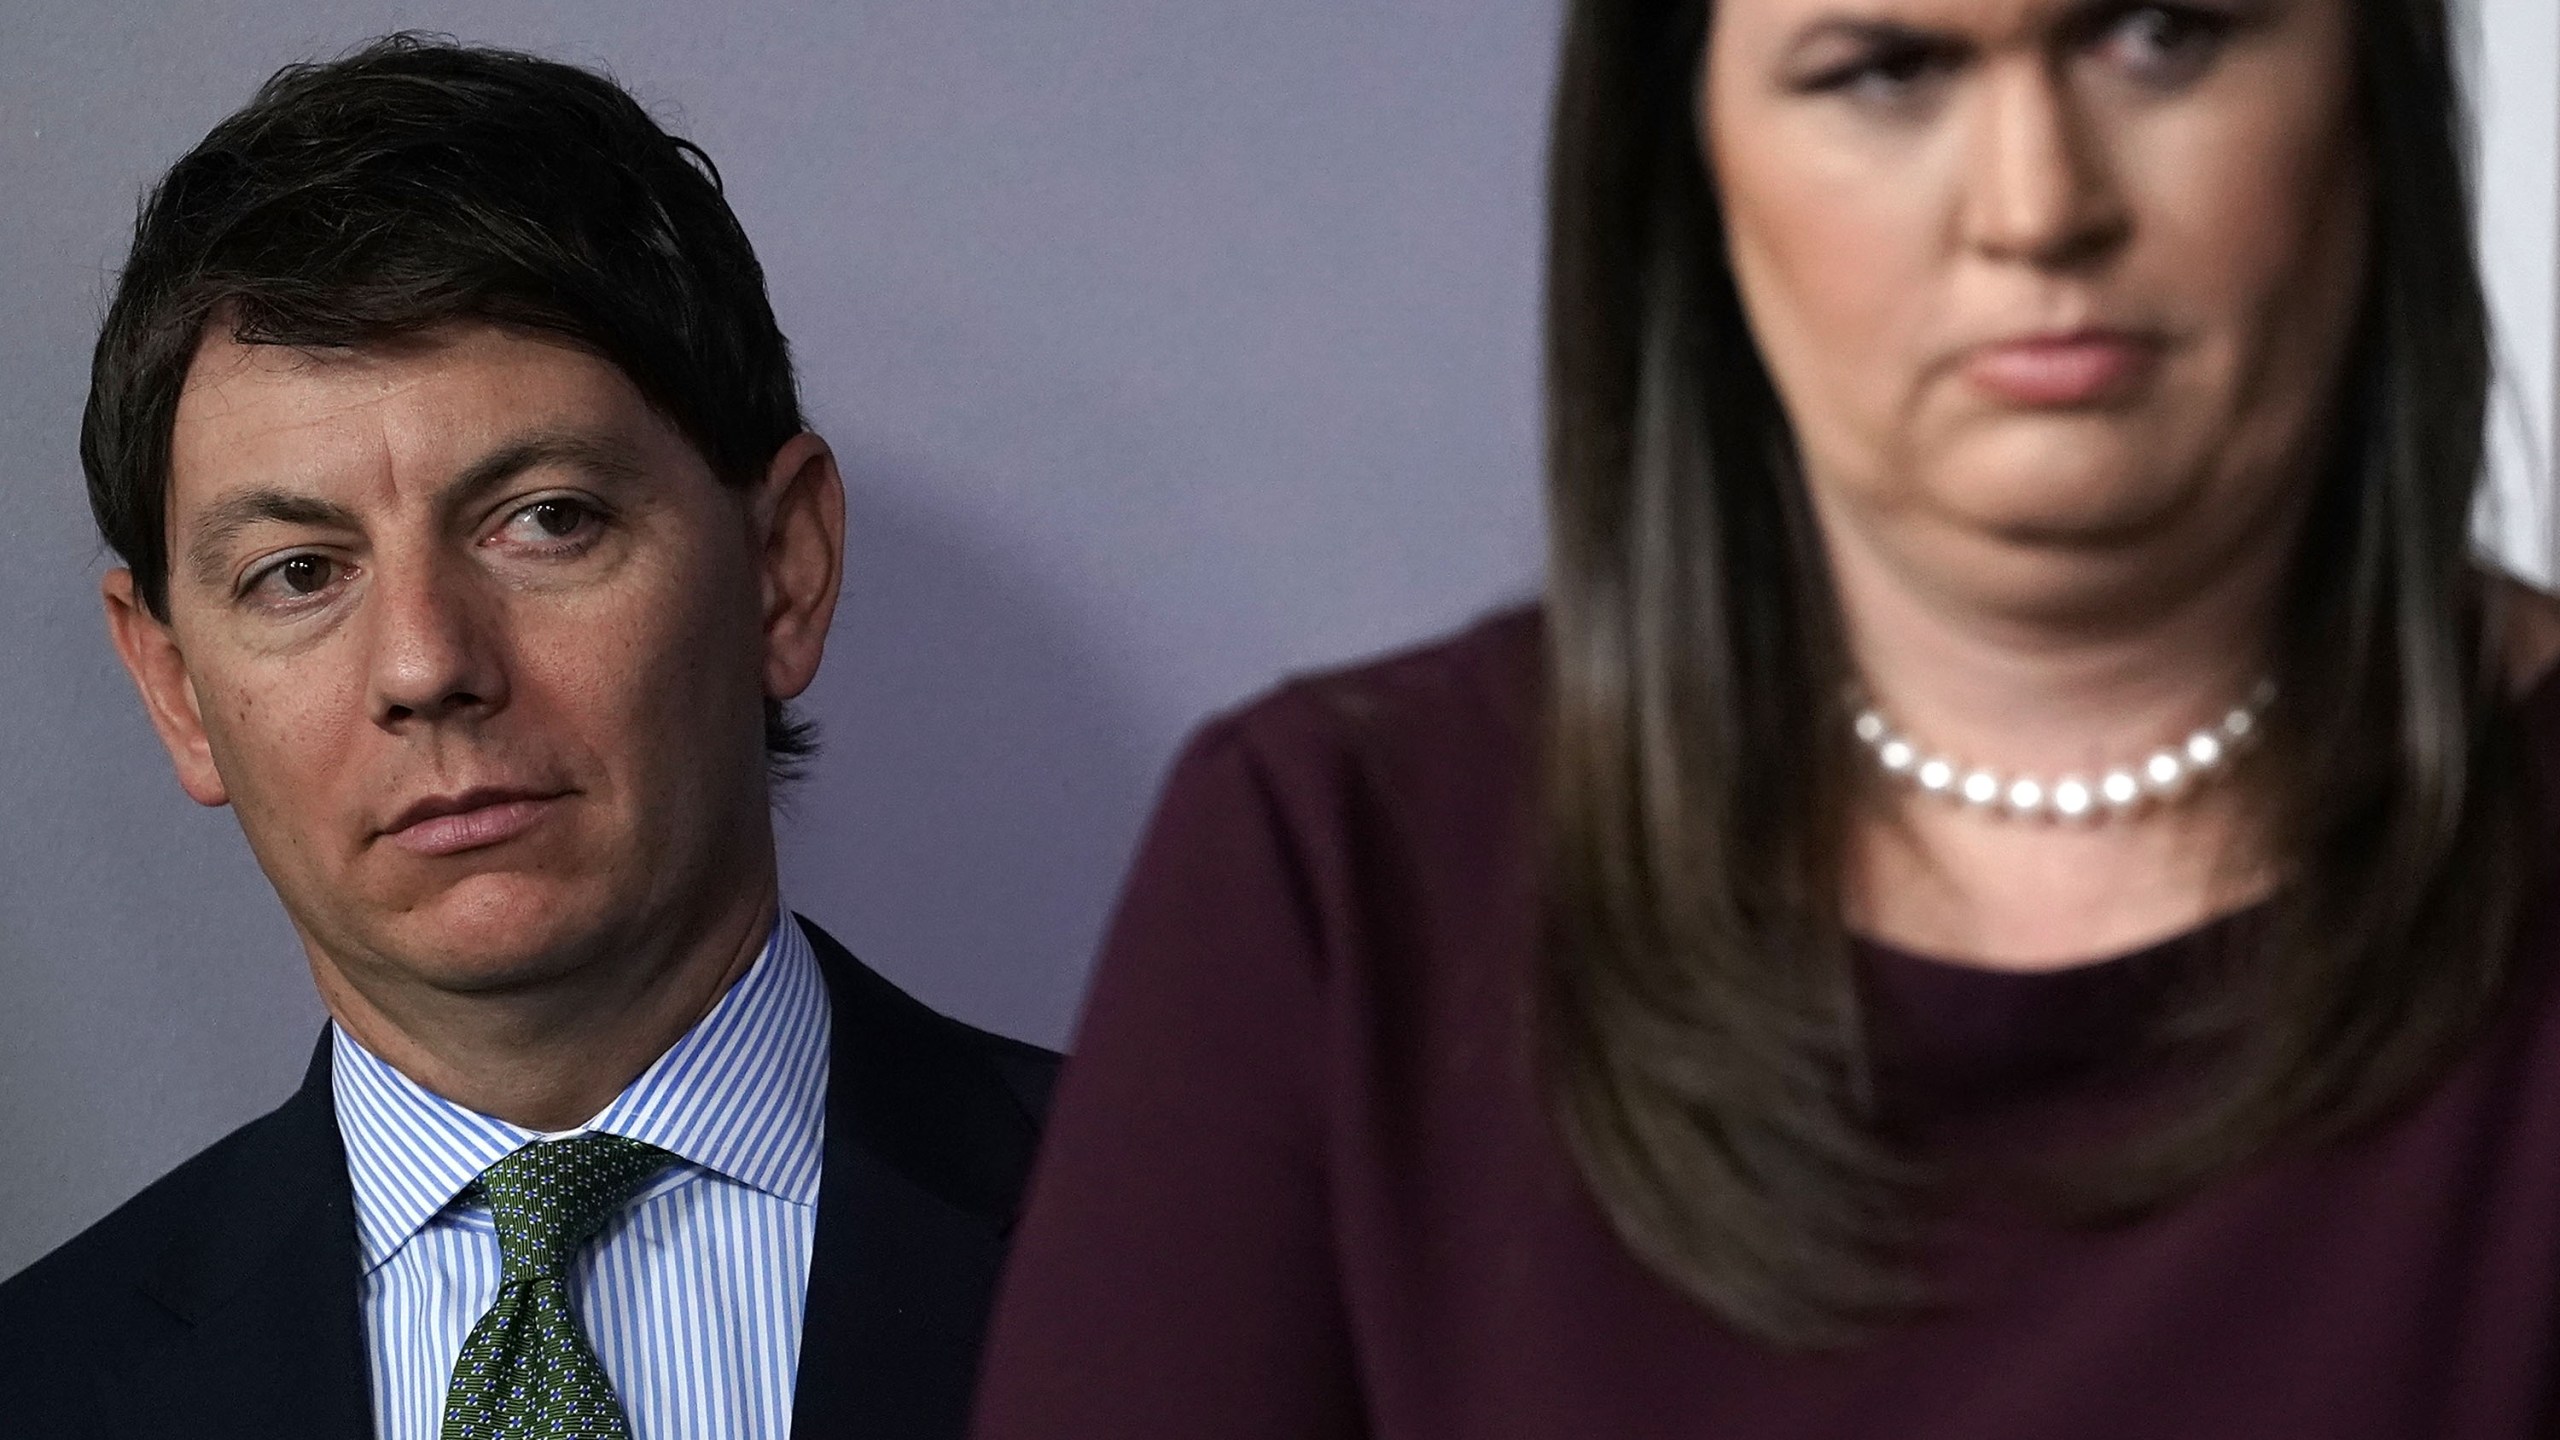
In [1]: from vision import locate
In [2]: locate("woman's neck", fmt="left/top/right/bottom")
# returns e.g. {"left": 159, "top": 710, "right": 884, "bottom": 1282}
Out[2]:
{"left": 1825, "top": 511, "right": 2292, "bottom": 971}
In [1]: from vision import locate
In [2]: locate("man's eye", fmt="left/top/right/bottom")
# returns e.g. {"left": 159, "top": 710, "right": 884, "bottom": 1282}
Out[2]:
{"left": 502, "top": 498, "right": 601, "bottom": 546}
{"left": 248, "top": 554, "right": 341, "bottom": 601}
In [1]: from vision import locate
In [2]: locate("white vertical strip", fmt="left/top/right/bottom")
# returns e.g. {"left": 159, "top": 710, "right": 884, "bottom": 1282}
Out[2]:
{"left": 2468, "top": 0, "right": 2560, "bottom": 582}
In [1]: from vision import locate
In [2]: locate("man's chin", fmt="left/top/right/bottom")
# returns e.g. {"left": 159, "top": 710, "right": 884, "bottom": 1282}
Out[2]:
{"left": 354, "top": 871, "right": 628, "bottom": 994}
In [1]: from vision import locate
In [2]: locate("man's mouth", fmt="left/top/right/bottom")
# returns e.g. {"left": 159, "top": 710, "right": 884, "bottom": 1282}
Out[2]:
{"left": 380, "top": 788, "right": 571, "bottom": 857}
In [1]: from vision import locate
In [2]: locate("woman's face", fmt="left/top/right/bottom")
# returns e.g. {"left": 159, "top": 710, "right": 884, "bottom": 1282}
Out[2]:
{"left": 1702, "top": 0, "right": 2367, "bottom": 607}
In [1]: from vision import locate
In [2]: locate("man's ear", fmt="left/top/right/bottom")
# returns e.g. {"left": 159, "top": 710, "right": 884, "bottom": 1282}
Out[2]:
{"left": 102, "top": 568, "right": 229, "bottom": 808}
{"left": 751, "top": 432, "right": 846, "bottom": 705}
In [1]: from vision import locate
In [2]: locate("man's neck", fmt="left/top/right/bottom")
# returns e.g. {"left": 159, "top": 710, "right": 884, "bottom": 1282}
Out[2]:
{"left": 306, "top": 871, "right": 782, "bottom": 1131}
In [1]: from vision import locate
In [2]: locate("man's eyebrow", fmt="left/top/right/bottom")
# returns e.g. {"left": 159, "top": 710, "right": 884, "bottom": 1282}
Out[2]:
{"left": 185, "top": 490, "right": 361, "bottom": 590}
{"left": 445, "top": 432, "right": 654, "bottom": 510}
{"left": 179, "top": 432, "right": 655, "bottom": 592}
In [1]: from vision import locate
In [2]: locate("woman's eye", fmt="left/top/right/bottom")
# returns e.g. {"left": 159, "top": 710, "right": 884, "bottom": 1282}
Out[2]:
{"left": 1804, "top": 40, "right": 1958, "bottom": 111}
{"left": 2098, "top": 5, "right": 2230, "bottom": 85}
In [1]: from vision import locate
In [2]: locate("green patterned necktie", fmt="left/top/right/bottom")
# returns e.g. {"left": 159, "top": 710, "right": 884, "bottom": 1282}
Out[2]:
{"left": 439, "top": 1134, "right": 673, "bottom": 1440}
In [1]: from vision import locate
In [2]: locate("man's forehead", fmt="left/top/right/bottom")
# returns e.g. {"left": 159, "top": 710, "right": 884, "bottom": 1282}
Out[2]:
{"left": 166, "top": 323, "right": 668, "bottom": 517}
{"left": 173, "top": 337, "right": 421, "bottom": 470}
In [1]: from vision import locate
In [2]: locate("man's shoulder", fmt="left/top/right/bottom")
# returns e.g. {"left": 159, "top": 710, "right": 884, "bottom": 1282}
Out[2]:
{"left": 2, "top": 1078, "right": 325, "bottom": 1307}
{"left": 925, "top": 1004, "right": 1062, "bottom": 1121}
{"left": 796, "top": 915, "right": 1059, "bottom": 1094}
{"left": 792, "top": 917, "right": 1061, "bottom": 1224}
{"left": 0, "top": 1074, "right": 334, "bottom": 1397}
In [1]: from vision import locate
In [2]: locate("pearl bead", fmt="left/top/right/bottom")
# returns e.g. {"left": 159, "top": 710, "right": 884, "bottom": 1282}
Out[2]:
{"left": 1847, "top": 680, "right": 2271, "bottom": 824}
{"left": 2098, "top": 769, "right": 2142, "bottom": 810}
{"left": 2143, "top": 749, "right": 2188, "bottom": 796}
{"left": 2052, "top": 776, "right": 2095, "bottom": 820}
{"left": 1960, "top": 769, "right": 2002, "bottom": 807}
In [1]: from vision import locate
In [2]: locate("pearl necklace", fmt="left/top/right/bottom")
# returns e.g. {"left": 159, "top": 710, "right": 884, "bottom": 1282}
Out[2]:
{"left": 1850, "top": 680, "right": 2275, "bottom": 823}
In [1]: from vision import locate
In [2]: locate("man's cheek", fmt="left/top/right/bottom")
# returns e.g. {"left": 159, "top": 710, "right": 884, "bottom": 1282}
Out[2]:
{"left": 532, "top": 597, "right": 703, "bottom": 727}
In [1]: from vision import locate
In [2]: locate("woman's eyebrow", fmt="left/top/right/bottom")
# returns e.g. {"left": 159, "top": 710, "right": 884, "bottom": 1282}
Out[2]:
{"left": 1779, "top": 15, "right": 1970, "bottom": 69}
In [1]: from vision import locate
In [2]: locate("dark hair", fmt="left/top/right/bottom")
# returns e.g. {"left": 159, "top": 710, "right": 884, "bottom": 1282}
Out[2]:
{"left": 1541, "top": 0, "right": 2520, "bottom": 1346}
{"left": 82, "top": 33, "right": 816, "bottom": 769}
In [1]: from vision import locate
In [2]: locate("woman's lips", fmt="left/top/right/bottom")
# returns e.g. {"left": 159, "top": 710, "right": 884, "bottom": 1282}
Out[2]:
{"left": 1963, "top": 332, "right": 2162, "bottom": 408}
{"left": 384, "top": 795, "right": 562, "bottom": 857}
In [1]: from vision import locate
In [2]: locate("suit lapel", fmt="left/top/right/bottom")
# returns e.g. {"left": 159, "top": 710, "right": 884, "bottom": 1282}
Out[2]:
{"left": 102, "top": 1037, "right": 373, "bottom": 1439}
{"left": 70, "top": 927, "right": 1041, "bottom": 1439}
{"left": 791, "top": 919, "right": 1049, "bottom": 1439}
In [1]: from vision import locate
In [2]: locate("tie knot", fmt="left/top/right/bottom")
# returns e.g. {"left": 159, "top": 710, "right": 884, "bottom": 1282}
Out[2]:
{"left": 468, "top": 1133, "right": 671, "bottom": 1281}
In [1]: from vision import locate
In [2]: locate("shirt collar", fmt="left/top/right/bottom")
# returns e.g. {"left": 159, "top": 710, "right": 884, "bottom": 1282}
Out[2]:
{"left": 332, "top": 908, "right": 832, "bottom": 1274}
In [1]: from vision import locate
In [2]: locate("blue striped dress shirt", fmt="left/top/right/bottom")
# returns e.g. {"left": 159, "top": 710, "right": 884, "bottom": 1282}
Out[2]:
{"left": 331, "top": 910, "right": 831, "bottom": 1440}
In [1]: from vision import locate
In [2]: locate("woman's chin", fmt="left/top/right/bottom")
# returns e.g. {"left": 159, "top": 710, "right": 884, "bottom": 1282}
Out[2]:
{"left": 1915, "top": 449, "right": 2219, "bottom": 551}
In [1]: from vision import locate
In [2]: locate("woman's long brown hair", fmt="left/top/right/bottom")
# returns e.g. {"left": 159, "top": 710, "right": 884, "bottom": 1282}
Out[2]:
{"left": 1540, "top": 0, "right": 2525, "bottom": 1347}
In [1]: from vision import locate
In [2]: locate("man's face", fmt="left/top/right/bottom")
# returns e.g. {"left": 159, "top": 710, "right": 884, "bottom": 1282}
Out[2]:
{"left": 109, "top": 322, "right": 838, "bottom": 1000}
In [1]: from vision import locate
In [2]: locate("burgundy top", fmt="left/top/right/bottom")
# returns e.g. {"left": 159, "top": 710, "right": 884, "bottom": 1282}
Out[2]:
{"left": 974, "top": 608, "right": 2560, "bottom": 1439}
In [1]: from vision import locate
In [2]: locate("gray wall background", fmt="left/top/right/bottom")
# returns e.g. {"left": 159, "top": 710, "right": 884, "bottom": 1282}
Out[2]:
{"left": 0, "top": 0, "right": 2551, "bottom": 1278}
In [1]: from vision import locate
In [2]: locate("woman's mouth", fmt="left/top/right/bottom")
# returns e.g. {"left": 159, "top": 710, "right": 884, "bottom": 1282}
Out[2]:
{"left": 1962, "top": 330, "right": 2164, "bottom": 408}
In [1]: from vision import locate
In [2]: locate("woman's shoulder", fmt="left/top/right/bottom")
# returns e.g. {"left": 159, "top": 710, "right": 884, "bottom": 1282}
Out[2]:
{"left": 1118, "top": 604, "right": 1548, "bottom": 1003}
{"left": 1144, "top": 604, "right": 1547, "bottom": 940}
{"left": 1198, "top": 602, "right": 1545, "bottom": 788}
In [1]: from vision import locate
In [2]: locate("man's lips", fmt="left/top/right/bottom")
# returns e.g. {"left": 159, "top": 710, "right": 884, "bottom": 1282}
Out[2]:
{"left": 1962, "top": 330, "right": 2164, "bottom": 407}
{"left": 380, "top": 788, "right": 570, "bottom": 857}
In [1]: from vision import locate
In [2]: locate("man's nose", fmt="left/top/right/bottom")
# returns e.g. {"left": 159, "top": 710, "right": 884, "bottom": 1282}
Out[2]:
{"left": 364, "top": 556, "right": 508, "bottom": 729}
{"left": 1958, "top": 60, "right": 2132, "bottom": 271}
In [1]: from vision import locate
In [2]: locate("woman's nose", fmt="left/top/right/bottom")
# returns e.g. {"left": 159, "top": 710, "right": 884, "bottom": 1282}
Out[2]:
{"left": 1959, "top": 60, "right": 2132, "bottom": 271}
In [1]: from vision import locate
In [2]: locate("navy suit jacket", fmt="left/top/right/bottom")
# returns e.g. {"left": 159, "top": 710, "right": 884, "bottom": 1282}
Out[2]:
{"left": 0, "top": 918, "right": 1059, "bottom": 1439}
